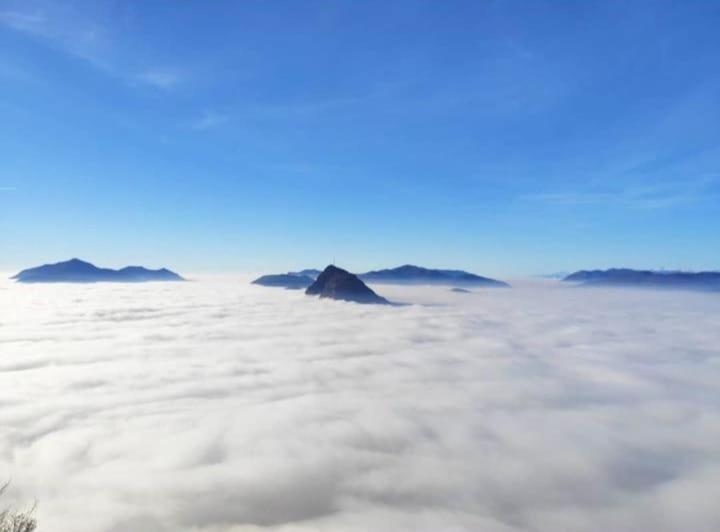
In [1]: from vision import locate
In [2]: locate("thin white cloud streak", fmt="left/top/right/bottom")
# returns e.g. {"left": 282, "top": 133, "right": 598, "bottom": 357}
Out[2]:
{"left": 0, "top": 5, "right": 111, "bottom": 71}
{"left": 191, "top": 111, "right": 230, "bottom": 131}
{"left": 0, "top": 10, "right": 46, "bottom": 32}
{"left": 1, "top": 278, "right": 719, "bottom": 531}
{"left": 0, "top": 3, "right": 182, "bottom": 90}
{"left": 522, "top": 174, "right": 720, "bottom": 209}
{"left": 136, "top": 68, "right": 183, "bottom": 90}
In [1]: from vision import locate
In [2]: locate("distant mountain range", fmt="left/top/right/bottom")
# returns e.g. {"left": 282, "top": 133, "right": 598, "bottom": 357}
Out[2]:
{"left": 535, "top": 272, "right": 570, "bottom": 280}
{"left": 12, "top": 258, "right": 184, "bottom": 283}
{"left": 359, "top": 265, "right": 509, "bottom": 287}
{"left": 252, "top": 273, "right": 315, "bottom": 290}
{"left": 563, "top": 268, "right": 720, "bottom": 292}
{"left": 253, "top": 264, "right": 508, "bottom": 289}
{"left": 288, "top": 269, "right": 322, "bottom": 279}
{"left": 306, "top": 265, "right": 389, "bottom": 304}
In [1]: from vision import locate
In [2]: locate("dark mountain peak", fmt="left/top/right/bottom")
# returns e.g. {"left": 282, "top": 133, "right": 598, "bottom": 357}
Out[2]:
{"left": 60, "top": 258, "right": 100, "bottom": 270}
{"left": 306, "top": 265, "right": 389, "bottom": 304}
{"left": 395, "top": 264, "right": 429, "bottom": 274}
{"left": 317, "top": 264, "right": 345, "bottom": 277}
{"left": 11, "top": 258, "right": 100, "bottom": 280}
{"left": 12, "top": 259, "right": 184, "bottom": 283}
{"left": 67, "top": 257, "right": 92, "bottom": 265}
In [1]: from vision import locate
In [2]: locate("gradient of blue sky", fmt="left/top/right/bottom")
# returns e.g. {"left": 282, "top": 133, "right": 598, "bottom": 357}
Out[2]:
{"left": 1, "top": 0, "right": 719, "bottom": 276}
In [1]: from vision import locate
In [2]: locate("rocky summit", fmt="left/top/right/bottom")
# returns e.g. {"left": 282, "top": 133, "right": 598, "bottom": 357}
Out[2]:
{"left": 305, "top": 265, "right": 389, "bottom": 304}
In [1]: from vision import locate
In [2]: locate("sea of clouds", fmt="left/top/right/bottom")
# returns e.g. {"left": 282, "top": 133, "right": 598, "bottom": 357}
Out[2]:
{"left": 1, "top": 275, "right": 719, "bottom": 532}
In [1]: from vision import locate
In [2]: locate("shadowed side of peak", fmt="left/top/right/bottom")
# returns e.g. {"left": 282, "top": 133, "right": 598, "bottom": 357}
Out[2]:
{"left": 306, "top": 265, "right": 389, "bottom": 304}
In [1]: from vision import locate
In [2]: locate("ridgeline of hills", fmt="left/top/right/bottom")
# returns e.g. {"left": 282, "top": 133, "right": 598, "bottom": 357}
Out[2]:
{"left": 12, "top": 259, "right": 720, "bottom": 296}
{"left": 563, "top": 268, "right": 720, "bottom": 292}
{"left": 12, "top": 258, "right": 184, "bottom": 283}
{"left": 253, "top": 264, "right": 509, "bottom": 289}
{"left": 359, "top": 265, "right": 509, "bottom": 287}
{"left": 251, "top": 274, "right": 315, "bottom": 290}
{"left": 253, "top": 265, "right": 720, "bottom": 299}
{"left": 289, "top": 269, "right": 323, "bottom": 278}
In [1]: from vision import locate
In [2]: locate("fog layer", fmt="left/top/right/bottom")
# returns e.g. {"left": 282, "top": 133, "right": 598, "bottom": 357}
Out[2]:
{"left": 1, "top": 277, "right": 719, "bottom": 532}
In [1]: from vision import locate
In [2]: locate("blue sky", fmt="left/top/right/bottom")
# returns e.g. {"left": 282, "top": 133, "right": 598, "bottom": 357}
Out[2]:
{"left": 1, "top": 0, "right": 719, "bottom": 276}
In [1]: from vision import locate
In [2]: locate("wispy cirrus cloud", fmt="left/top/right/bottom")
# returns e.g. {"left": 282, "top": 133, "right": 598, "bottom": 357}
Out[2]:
{"left": 523, "top": 174, "right": 720, "bottom": 210}
{"left": 136, "top": 68, "right": 183, "bottom": 90}
{"left": 1, "top": 3, "right": 184, "bottom": 90}
{"left": 0, "top": 10, "right": 46, "bottom": 32}
{"left": 190, "top": 111, "right": 230, "bottom": 131}
{"left": 0, "top": 4, "right": 110, "bottom": 70}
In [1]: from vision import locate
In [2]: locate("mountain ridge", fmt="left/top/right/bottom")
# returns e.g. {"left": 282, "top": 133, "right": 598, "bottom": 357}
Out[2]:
{"left": 359, "top": 264, "right": 509, "bottom": 287}
{"left": 12, "top": 258, "right": 184, "bottom": 283}
{"left": 252, "top": 274, "right": 315, "bottom": 289}
{"left": 563, "top": 268, "right": 720, "bottom": 292}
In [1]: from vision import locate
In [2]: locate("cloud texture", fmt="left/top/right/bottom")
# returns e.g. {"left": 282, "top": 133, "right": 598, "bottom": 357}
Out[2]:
{"left": 1, "top": 277, "right": 719, "bottom": 532}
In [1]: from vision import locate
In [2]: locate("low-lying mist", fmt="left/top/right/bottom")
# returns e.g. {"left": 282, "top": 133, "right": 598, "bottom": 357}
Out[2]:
{"left": 1, "top": 277, "right": 719, "bottom": 532}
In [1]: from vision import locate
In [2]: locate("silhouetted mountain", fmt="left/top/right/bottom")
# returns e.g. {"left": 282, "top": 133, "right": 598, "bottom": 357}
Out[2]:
{"left": 252, "top": 274, "right": 315, "bottom": 290}
{"left": 12, "top": 259, "right": 184, "bottom": 283}
{"left": 450, "top": 287, "right": 471, "bottom": 293}
{"left": 359, "top": 265, "right": 509, "bottom": 287}
{"left": 306, "top": 265, "right": 389, "bottom": 304}
{"left": 563, "top": 268, "right": 720, "bottom": 292}
{"left": 115, "top": 266, "right": 183, "bottom": 282}
{"left": 288, "top": 269, "right": 322, "bottom": 279}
